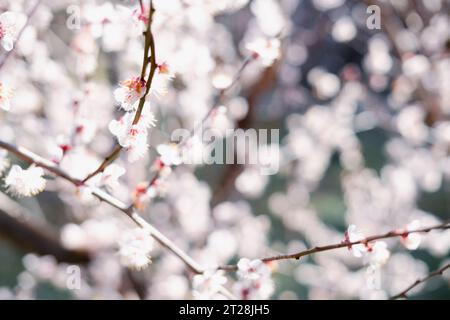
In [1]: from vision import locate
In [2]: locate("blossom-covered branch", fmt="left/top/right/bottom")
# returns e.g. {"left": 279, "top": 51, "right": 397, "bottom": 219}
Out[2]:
{"left": 391, "top": 263, "right": 450, "bottom": 300}
{"left": 82, "top": 1, "right": 157, "bottom": 184}
{"left": 0, "top": 139, "right": 237, "bottom": 299}
{"left": 219, "top": 222, "right": 450, "bottom": 271}
{"left": 0, "top": 0, "right": 41, "bottom": 70}
{"left": 0, "top": 139, "right": 201, "bottom": 272}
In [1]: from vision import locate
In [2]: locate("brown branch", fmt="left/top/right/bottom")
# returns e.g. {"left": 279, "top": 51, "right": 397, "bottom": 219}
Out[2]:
{"left": 0, "top": 209, "right": 90, "bottom": 264}
{"left": 0, "top": 193, "right": 90, "bottom": 264}
{"left": 211, "top": 61, "right": 279, "bottom": 207}
{"left": 0, "top": 141, "right": 83, "bottom": 185}
{"left": 82, "top": 2, "right": 157, "bottom": 184}
{"left": 390, "top": 263, "right": 450, "bottom": 300}
{"left": 219, "top": 222, "right": 450, "bottom": 271}
{"left": 0, "top": 0, "right": 42, "bottom": 70}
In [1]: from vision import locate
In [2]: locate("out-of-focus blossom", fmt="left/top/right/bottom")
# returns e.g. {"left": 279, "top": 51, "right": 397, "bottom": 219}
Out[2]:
{"left": 114, "top": 77, "right": 146, "bottom": 111}
{"left": 332, "top": 17, "right": 356, "bottom": 43}
{"left": 343, "top": 225, "right": 367, "bottom": 258}
{"left": 234, "top": 258, "right": 274, "bottom": 300}
{"left": 212, "top": 71, "right": 233, "bottom": 90}
{"left": 4, "top": 165, "right": 46, "bottom": 197}
{"left": 74, "top": 118, "right": 97, "bottom": 144}
{"left": 0, "top": 82, "right": 13, "bottom": 111}
{"left": 99, "top": 164, "right": 126, "bottom": 191}
{"left": 192, "top": 269, "right": 227, "bottom": 299}
{"left": 401, "top": 220, "right": 423, "bottom": 250}
{"left": 0, "top": 11, "right": 25, "bottom": 51}
{"left": 396, "top": 105, "right": 428, "bottom": 144}
{"left": 307, "top": 68, "right": 340, "bottom": 99}
{"left": 118, "top": 228, "right": 154, "bottom": 270}
{"left": 208, "top": 0, "right": 250, "bottom": 14}
{"left": 0, "top": 150, "right": 9, "bottom": 175}
{"left": 250, "top": 0, "right": 285, "bottom": 36}
{"left": 157, "top": 144, "right": 182, "bottom": 166}
{"left": 313, "top": 0, "right": 345, "bottom": 10}
{"left": 61, "top": 219, "right": 119, "bottom": 251}
{"left": 150, "top": 71, "right": 173, "bottom": 99}
{"left": 246, "top": 38, "right": 280, "bottom": 67}
{"left": 157, "top": 61, "right": 174, "bottom": 78}
{"left": 235, "top": 258, "right": 274, "bottom": 299}
{"left": 235, "top": 167, "right": 268, "bottom": 198}
{"left": 133, "top": 178, "right": 167, "bottom": 210}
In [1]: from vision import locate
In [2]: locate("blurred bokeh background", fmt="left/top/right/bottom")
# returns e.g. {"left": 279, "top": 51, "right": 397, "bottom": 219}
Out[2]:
{"left": 0, "top": 0, "right": 449, "bottom": 299}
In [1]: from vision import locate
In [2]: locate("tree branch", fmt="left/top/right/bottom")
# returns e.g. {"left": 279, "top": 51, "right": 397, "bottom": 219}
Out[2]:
{"left": 390, "top": 263, "right": 450, "bottom": 300}
{"left": 0, "top": 140, "right": 205, "bottom": 273}
{"left": 219, "top": 222, "right": 450, "bottom": 271}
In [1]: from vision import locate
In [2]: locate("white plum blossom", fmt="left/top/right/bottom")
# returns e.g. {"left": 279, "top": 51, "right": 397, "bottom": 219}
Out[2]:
{"left": 130, "top": 3, "right": 150, "bottom": 32}
{"left": 0, "top": 12, "right": 25, "bottom": 51}
{"left": 344, "top": 227, "right": 391, "bottom": 268}
{"left": 118, "top": 228, "right": 154, "bottom": 270}
{"left": 108, "top": 105, "right": 156, "bottom": 144}
{"left": 74, "top": 118, "right": 97, "bottom": 144}
{"left": 246, "top": 38, "right": 281, "bottom": 66}
{"left": 401, "top": 220, "right": 423, "bottom": 250}
{"left": 367, "top": 241, "right": 390, "bottom": 267}
{"left": 99, "top": 164, "right": 126, "bottom": 191}
{"left": 132, "top": 180, "right": 167, "bottom": 210}
{"left": 124, "top": 125, "right": 149, "bottom": 162}
{"left": 0, "top": 82, "right": 13, "bottom": 111}
{"left": 114, "top": 76, "right": 146, "bottom": 111}
{"left": 157, "top": 144, "right": 183, "bottom": 166}
{"left": 237, "top": 258, "right": 271, "bottom": 281}
{"left": 150, "top": 71, "right": 173, "bottom": 99}
{"left": 234, "top": 258, "right": 274, "bottom": 300}
{"left": 132, "top": 181, "right": 153, "bottom": 209}
{"left": 192, "top": 269, "right": 227, "bottom": 299}
{"left": 4, "top": 165, "right": 46, "bottom": 197}
{"left": 109, "top": 103, "right": 156, "bottom": 162}
{"left": 344, "top": 225, "right": 367, "bottom": 258}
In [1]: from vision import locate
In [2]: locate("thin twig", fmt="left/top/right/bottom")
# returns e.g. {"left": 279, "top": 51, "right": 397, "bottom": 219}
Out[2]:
{"left": 390, "top": 263, "right": 450, "bottom": 300}
{"left": 219, "top": 222, "right": 450, "bottom": 271}
{"left": 0, "top": 0, "right": 42, "bottom": 70}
